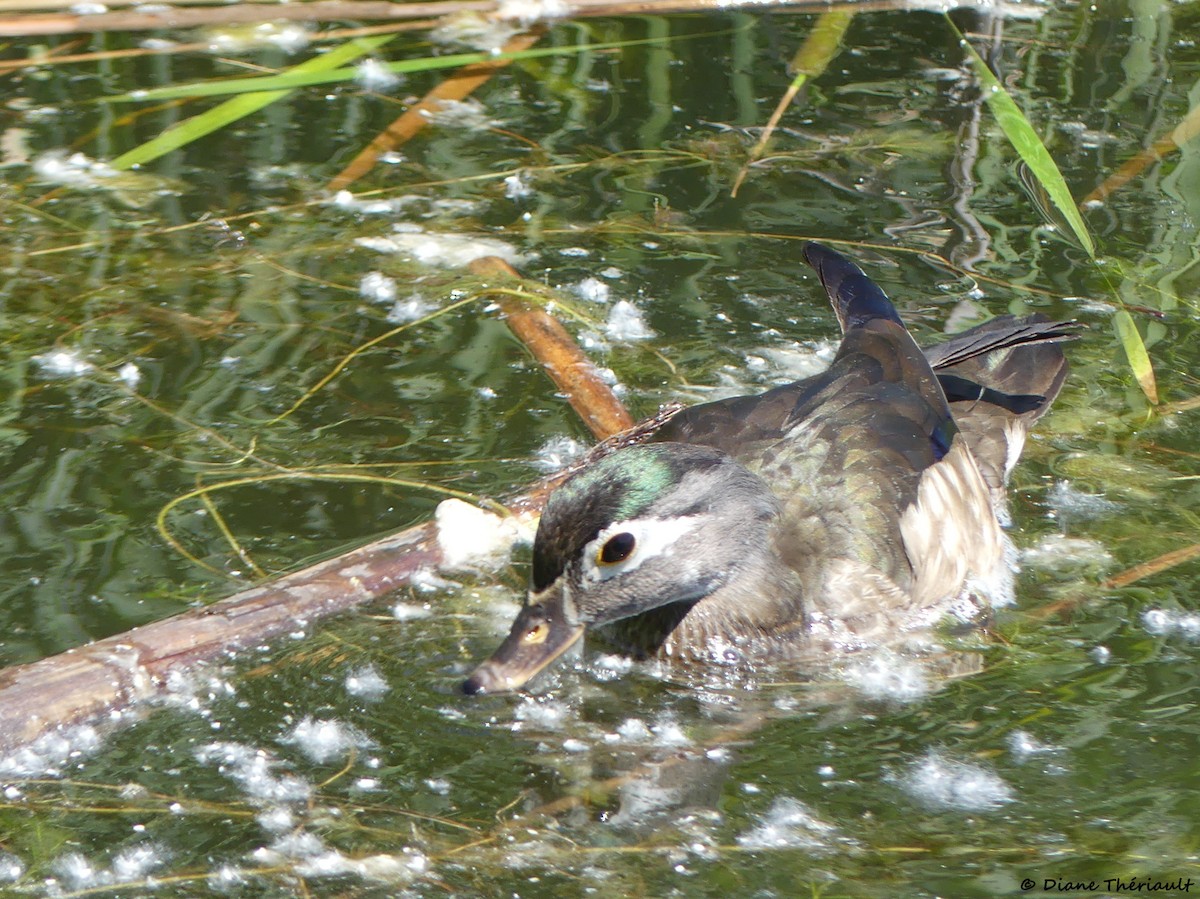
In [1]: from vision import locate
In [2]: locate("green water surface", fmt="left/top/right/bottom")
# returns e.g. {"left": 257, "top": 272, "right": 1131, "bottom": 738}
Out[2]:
{"left": 1, "top": 5, "right": 1199, "bottom": 897}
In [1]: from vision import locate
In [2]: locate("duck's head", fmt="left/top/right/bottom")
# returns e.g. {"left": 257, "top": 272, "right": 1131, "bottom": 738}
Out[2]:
{"left": 461, "top": 443, "right": 778, "bottom": 694}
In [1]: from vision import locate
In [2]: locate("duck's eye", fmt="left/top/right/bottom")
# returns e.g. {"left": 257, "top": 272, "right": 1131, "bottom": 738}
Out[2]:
{"left": 598, "top": 531, "right": 637, "bottom": 565}
{"left": 522, "top": 621, "right": 549, "bottom": 644}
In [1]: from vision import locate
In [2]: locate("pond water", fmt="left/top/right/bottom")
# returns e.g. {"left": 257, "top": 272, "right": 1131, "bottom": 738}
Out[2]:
{"left": 1, "top": 3, "right": 1199, "bottom": 896}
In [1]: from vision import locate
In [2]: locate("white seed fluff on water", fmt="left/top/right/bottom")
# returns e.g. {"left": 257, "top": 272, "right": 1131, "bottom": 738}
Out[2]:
{"left": 331, "top": 190, "right": 413, "bottom": 216}
{"left": 32, "top": 151, "right": 115, "bottom": 188}
{"left": 496, "top": 0, "right": 568, "bottom": 23}
{"left": 32, "top": 349, "right": 94, "bottom": 378}
{"left": 357, "top": 224, "right": 527, "bottom": 270}
{"left": 354, "top": 58, "right": 401, "bottom": 91}
{"left": 735, "top": 797, "right": 841, "bottom": 851}
{"left": 408, "top": 568, "right": 459, "bottom": 593}
{"left": 435, "top": 499, "right": 534, "bottom": 571}
{"left": 757, "top": 339, "right": 839, "bottom": 383}
{"left": 345, "top": 664, "right": 389, "bottom": 701}
{"left": 514, "top": 700, "right": 569, "bottom": 730}
{"left": 615, "top": 718, "right": 652, "bottom": 742}
{"left": 503, "top": 172, "right": 534, "bottom": 200}
{"left": 420, "top": 97, "right": 496, "bottom": 130}
{"left": 385, "top": 294, "right": 434, "bottom": 324}
{"left": 1142, "top": 608, "right": 1200, "bottom": 640}
{"left": 1020, "top": 535, "right": 1113, "bottom": 571}
{"left": 194, "top": 742, "right": 312, "bottom": 805}
{"left": 845, "top": 651, "right": 929, "bottom": 702}
{"left": 900, "top": 750, "right": 1014, "bottom": 810}
{"left": 1007, "top": 729, "right": 1060, "bottom": 762}
{"left": 1046, "top": 480, "right": 1120, "bottom": 521}
{"left": 117, "top": 362, "right": 141, "bottom": 388}
{"left": 532, "top": 435, "right": 586, "bottom": 472}
{"left": 429, "top": 12, "right": 520, "bottom": 52}
{"left": 111, "top": 844, "right": 167, "bottom": 881}
{"left": 255, "top": 807, "right": 295, "bottom": 834}
{"left": 206, "top": 865, "right": 247, "bottom": 892}
{"left": 0, "top": 851, "right": 23, "bottom": 882}
{"left": 0, "top": 725, "right": 102, "bottom": 777}
{"left": 573, "top": 277, "right": 612, "bottom": 303}
{"left": 605, "top": 300, "right": 655, "bottom": 342}
{"left": 651, "top": 719, "right": 691, "bottom": 748}
{"left": 282, "top": 717, "right": 372, "bottom": 764}
{"left": 359, "top": 271, "right": 398, "bottom": 304}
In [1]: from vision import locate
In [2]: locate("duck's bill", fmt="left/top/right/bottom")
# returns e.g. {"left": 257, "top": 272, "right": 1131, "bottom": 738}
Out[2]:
{"left": 461, "top": 596, "right": 584, "bottom": 695}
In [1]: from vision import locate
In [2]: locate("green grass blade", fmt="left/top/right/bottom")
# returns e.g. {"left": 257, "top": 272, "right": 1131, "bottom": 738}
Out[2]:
{"left": 1113, "top": 309, "right": 1159, "bottom": 404}
{"left": 105, "top": 30, "right": 730, "bottom": 104}
{"left": 110, "top": 35, "right": 396, "bottom": 170}
{"left": 949, "top": 18, "right": 1095, "bottom": 258}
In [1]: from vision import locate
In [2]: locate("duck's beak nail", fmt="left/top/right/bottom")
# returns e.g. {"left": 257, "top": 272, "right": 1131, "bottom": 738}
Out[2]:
{"left": 461, "top": 666, "right": 499, "bottom": 695}
{"left": 461, "top": 594, "right": 584, "bottom": 695}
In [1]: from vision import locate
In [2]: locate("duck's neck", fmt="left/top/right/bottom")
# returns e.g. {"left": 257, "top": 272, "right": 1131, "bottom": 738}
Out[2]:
{"left": 598, "top": 556, "right": 809, "bottom": 662}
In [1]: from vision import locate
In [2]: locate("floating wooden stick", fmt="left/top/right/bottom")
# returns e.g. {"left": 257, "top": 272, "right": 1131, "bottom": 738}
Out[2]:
{"left": 328, "top": 30, "right": 545, "bottom": 192}
{"left": 469, "top": 255, "right": 636, "bottom": 440}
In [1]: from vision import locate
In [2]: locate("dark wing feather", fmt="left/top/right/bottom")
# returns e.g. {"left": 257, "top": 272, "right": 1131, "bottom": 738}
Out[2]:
{"left": 930, "top": 315, "right": 1074, "bottom": 507}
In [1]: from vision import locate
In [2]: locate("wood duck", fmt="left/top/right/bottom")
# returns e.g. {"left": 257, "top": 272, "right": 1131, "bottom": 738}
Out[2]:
{"left": 462, "top": 244, "right": 1074, "bottom": 694}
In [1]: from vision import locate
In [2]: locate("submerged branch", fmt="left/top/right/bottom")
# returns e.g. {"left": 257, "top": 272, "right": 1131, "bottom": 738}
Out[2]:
{"left": 0, "top": 255, "right": 644, "bottom": 753}
{"left": 0, "top": 422, "right": 675, "bottom": 754}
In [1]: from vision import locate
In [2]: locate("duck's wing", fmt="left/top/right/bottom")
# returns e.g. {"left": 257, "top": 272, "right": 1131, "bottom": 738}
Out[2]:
{"left": 930, "top": 315, "right": 1074, "bottom": 520}
{"left": 659, "top": 244, "right": 1009, "bottom": 611}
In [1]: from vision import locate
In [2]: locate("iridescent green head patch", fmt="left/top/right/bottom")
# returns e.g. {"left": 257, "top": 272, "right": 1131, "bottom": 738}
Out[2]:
{"left": 530, "top": 444, "right": 702, "bottom": 593}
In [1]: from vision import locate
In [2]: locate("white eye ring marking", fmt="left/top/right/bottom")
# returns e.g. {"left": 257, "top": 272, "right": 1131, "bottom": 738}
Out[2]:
{"left": 581, "top": 517, "right": 699, "bottom": 584}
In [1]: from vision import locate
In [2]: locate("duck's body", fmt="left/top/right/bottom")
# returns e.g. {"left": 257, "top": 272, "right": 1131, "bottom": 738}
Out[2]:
{"left": 463, "top": 244, "right": 1073, "bottom": 694}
